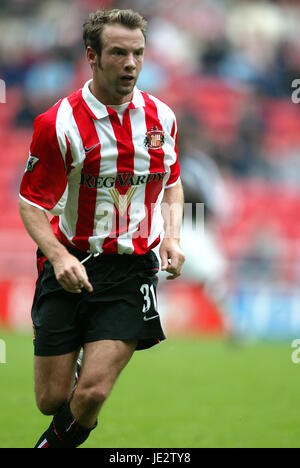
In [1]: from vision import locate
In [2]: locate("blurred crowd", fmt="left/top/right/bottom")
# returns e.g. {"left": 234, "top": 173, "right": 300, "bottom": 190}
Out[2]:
{"left": 1, "top": 0, "right": 300, "bottom": 175}
{"left": 1, "top": 0, "right": 300, "bottom": 292}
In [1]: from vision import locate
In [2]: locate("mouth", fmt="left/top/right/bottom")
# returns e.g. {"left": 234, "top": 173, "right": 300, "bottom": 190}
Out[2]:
{"left": 120, "top": 75, "right": 135, "bottom": 85}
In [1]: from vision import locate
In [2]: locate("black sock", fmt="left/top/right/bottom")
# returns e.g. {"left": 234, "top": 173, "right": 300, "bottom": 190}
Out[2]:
{"left": 34, "top": 402, "right": 97, "bottom": 448}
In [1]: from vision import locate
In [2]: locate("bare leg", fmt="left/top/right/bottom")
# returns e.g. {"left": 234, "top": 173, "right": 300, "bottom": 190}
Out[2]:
{"left": 34, "top": 349, "right": 80, "bottom": 415}
{"left": 70, "top": 339, "right": 137, "bottom": 428}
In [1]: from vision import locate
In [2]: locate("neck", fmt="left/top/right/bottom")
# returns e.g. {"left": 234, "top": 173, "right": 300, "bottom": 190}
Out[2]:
{"left": 89, "top": 79, "right": 133, "bottom": 106}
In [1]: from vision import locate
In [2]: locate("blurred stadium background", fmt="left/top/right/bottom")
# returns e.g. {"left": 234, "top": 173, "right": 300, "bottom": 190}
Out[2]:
{"left": 1, "top": 0, "right": 300, "bottom": 448}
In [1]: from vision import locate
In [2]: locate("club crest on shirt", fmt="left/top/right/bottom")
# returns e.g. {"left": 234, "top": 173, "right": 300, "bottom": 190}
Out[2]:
{"left": 144, "top": 126, "right": 165, "bottom": 150}
{"left": 25, "top": 154, "right": 39, "bottom": 172}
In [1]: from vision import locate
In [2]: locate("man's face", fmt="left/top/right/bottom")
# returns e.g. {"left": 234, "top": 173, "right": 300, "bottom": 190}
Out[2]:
{"left": 90, "top": 24, "right": 145, "bottom": 104}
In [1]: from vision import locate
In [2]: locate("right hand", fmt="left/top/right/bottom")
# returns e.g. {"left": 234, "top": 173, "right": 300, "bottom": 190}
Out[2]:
{"left": 52, "top": 253, "right": 93, "bottom": 294}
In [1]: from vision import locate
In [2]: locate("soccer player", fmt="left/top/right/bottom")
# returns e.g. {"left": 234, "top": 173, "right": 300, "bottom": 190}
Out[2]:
{"left": 18, "top": 9, "right": 185, "bottom": 448}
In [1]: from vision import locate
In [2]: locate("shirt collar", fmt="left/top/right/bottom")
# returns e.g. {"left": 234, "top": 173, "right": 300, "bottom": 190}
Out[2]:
{"left": 81, "top": 79, "right": 145, "bottom": 120}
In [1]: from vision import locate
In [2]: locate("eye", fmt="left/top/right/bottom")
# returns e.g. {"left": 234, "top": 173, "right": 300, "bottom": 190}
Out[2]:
{"left": 112, "top": 49, "right": 126, "bottom": 56}
{"left": 135, "top": 50, "right": 144, "bottom": 57}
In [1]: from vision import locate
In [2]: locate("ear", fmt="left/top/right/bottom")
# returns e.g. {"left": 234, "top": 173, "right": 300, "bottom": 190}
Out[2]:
{"left": 86, "top": 46, "right": 99, "bottom": 69}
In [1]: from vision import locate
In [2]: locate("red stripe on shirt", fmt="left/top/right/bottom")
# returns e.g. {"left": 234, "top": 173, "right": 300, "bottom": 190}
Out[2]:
{"left": 102, "top": 105, "right": 135, "bottom": 254}
{"left": 51, "top": 216, "right": 74, "bottom": 248}
{"left": 167, "top": 119, "right": 180, "bottom": 186}
{"left": 133, "top": 93, "right": 165, "bottom": 254}
{"left": 65, "top": 135, "right": 73, "bottom": 176}
{"left": 68, "top": 90, "right": 101, "bottom": 252}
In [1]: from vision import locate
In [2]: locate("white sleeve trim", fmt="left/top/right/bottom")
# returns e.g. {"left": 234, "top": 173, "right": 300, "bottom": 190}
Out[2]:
{"left": 165, "top": 176, "right": 180, "bottom": 189}
{"left": 19, "top": 194, "right": 49, "bottom": 213}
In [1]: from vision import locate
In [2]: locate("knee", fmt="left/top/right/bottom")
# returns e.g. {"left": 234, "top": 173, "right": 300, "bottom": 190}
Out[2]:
{"left": 74, "top": 384, "right": 110, "bottom": 410}
{"left": 36, "top": 392, "right": 68, "bottom": 416}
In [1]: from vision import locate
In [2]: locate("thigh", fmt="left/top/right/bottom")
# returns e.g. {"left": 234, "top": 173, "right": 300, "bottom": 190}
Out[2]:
{"left": 78, "top": 340, "right": 137, "bottom": 392}
{"left": 34, "top": 349, "right": 80, "bottom": 414}
{"left": 32, "top": 257, "right": 83, "bottom": 356}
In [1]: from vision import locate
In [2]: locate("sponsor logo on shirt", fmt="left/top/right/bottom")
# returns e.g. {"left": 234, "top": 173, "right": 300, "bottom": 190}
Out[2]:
{"left": 80, "top": 171, "right": 166, "bottom": 189}
{"left": 109, "top": 186, "right": 137, "bottom": 216}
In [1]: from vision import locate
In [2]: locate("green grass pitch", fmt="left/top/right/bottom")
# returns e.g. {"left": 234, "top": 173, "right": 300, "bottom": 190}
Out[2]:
{"left": 0, "top": 331, "right": 299, "bottom": 448}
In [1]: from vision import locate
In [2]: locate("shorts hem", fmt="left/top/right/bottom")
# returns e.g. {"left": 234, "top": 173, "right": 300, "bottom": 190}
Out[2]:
{"left": 33, "top": 335, "right": 166, "bottom": 356}
{"left": 33, "top": 342, "right": 82, "bottom": 357}
{"left": 83, "top": 334, "right": 166, "bottom": 351}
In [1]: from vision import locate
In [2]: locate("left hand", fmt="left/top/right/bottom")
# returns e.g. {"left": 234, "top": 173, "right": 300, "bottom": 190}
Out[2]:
{"left": 159, "top": 238, "right": 185, "bottom": 280}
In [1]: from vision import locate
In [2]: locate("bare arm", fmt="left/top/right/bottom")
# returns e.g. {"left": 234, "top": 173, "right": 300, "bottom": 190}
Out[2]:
{"left": 159, "top": 179, "right": 185, "bottom": 280}
{"left": 18, "top": 198, "right": 93, "bottom": 293}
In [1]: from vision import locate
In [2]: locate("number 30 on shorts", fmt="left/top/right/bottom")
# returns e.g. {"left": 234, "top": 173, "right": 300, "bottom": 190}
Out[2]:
{"left": 140, "top": 283, "right": 158, "bottom": 314}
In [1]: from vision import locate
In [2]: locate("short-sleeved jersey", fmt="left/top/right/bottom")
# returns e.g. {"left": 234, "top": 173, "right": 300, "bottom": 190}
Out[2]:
{"left": 19, "top": 80, "right": 180, "bottom": 255}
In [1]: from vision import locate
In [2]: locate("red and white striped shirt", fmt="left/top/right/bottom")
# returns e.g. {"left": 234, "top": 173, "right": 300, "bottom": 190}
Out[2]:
{"left": 19, "top": 80, "right": 180, "bottom": 255}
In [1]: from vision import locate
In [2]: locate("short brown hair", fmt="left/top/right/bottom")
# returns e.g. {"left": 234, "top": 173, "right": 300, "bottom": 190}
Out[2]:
{"left": 83, "top": 9, "right": 147, "bottom": 56}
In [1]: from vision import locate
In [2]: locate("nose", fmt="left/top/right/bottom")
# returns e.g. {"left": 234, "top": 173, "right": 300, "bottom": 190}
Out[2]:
{"left": 124, "top": 53, "right": 136, "bottom": 70}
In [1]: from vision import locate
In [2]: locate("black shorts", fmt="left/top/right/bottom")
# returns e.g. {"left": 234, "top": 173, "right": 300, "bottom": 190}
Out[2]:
{"left": 31, "top": 247, "right": 166, "bottom": 356}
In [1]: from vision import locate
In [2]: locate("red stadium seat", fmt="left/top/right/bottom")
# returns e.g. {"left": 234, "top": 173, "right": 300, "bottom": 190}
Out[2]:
{"left": 263, "top": 99, "right": 300, "bottom": 154}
